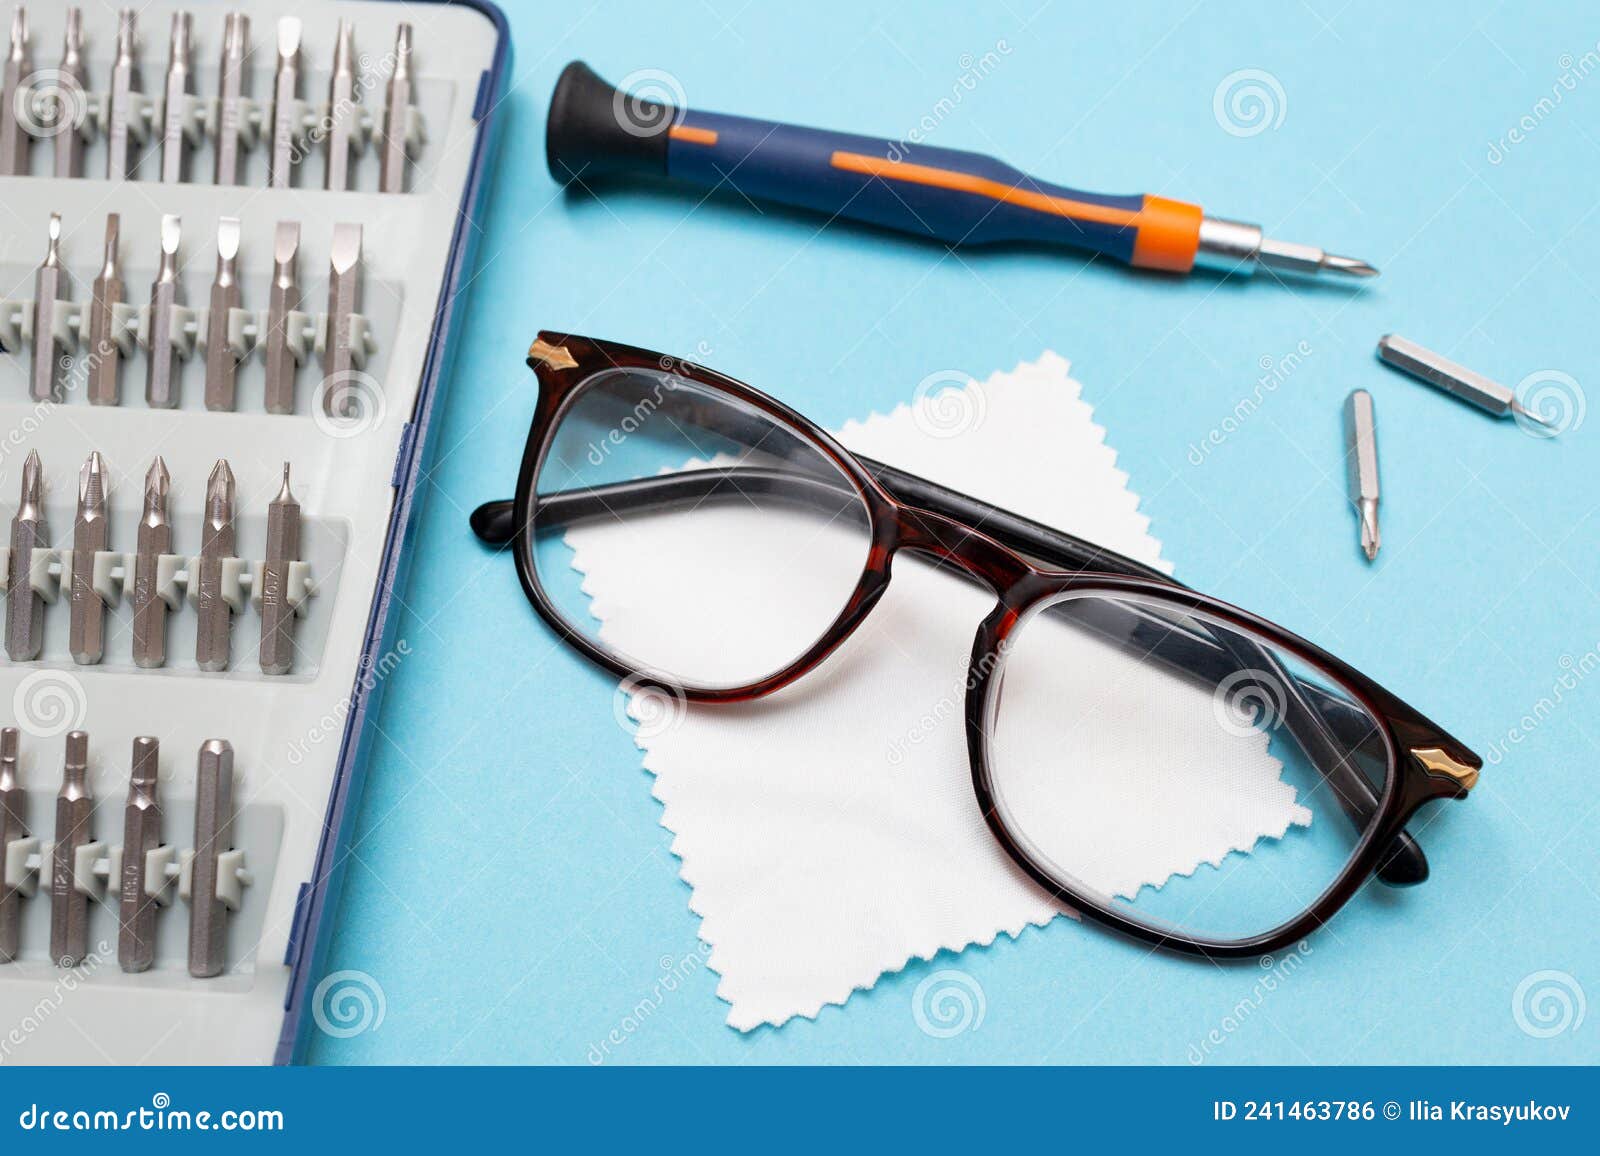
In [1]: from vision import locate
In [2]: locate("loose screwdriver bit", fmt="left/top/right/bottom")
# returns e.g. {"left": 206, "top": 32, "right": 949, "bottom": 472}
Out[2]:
{"left": 195, "top": 460, "right": 236, "bottom": 672}
{"left": 189, "top": 739, "right": 234, "bottom": 978}
{"left": 323, "top": 223, "right": 364, "bottom": 417}
{"left": 205, "top": 217, "right": 243, "bottom": 411}
{"left": 146, "top": 214, "right": 184, "bottom": 410}
{"left": 0, "top": 728, "right": 29, "bottom": 963}
{"left": 379, "top": 24, "right": 413, "bottom": 194}
{"left": 0, "top": 9, "right": 31, "bottom": 175}
{"left": 5, "top": 451, "right": 48, "bottom": 662}
{"left": 159, "top": 11, "right": 192, "bottom": 183}
{"left": 68, "top": 452, "right": 109, "bottom": 664}
{"left": 1376, "top": 334, "right": 1557, "bottom": 431}
{"left": 260, "top": 464, "right": 301, "bottom": 675}
{"left": 53, "top": 8, "right": 85, "bottom": 178}
{"left": 1343, "top": 390, "right": 1381, "bottom": 563}
{"left": 118, "top": 736, "right": 161, "bottom": 973}
{"left": 214, "top": 12, "right": 249, "bottom": 185}
{"left": 325, "top": 20, "right": 356, "bottom": 191}
{"left": 268, "top": 17, "right": 302, "bottom": 188}
{"left": 106, "top": 10, "right": 140, "bottom": 180}
{"left": 31, "top": 212, "right": 71, "bottom": 404}
{"left": 263, "top": 221, "right": 302, "bottom": 414}
{"left": 131, "top": 458, "right": 172, "bottom": 669}
{"left": 87, "top": 214, "right": 126, "bottom": 406}
{"left": 50, "top": 731, "right": 93, "bottom": 968}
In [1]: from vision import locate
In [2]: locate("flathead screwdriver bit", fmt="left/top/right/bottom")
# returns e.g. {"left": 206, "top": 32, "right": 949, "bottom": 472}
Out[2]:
{"left": 263, "top": 221, "right": 302, "bottom": 414}
{"left": 0, "top": 9, "right": 32, "bottom": 175}
{"left": 131, "top": 458, "right": 173, "bottom": 669}
{"left": 1377, "top": 334, "right": 1557, "bottom": 431}
{"left": 323, "top": 223, "right": 364, "bottom": 417}
{"left": 6, "top": 451, "right": 48, "bottom": 662}
{"left": 205, "top": 217, "right": 244, "bottom": 412}
{"left": 269, "top": 17, "right": 302, "bottom": 188}
{"left": 31, "top": 212, "right": 71, "bottom": 404}
{"left": 159, "top": 11, "right": 192, "bottom": 183}
{"left": 146, "top": 215, "right": 184, "bottom": 409}
{"left": 260, "top": 464, "right": 301, "bottom": 675}
{"left": 51, "top": 731, "right": 93, "bottom": 968}
{"left": 69, "top": 452, "right": 110, "bottom": 664}
{"left": 325, "top": 20, "right": 356, "bottom": 190}
{"left": 87, "top": 214, "right": 126, "bottom": 406}
{"left": 189, "top": 739, "right": 234, "bottom": 979}
{"left": 195, "top": 460, "right": 236, "bottom": 672}
{"left": 118, "top": 736, "right": 162, "bottom": 973}
{"left": 379, "top": 24, "right": 414, "bottom": 193}
{"left": 53, "top": 8, "right": 85, "bottom": 178}
{"left": 106, "top": 10, "right": 141, "bottom": 179}
{"left": 214, "top": 13, "right": 250, "bottom": 185}
{"left": 0, "top": 728, "right": 29, "bottom": 963}
{"left": 1344, "top": 390, "right": 1380, "bottom": 563}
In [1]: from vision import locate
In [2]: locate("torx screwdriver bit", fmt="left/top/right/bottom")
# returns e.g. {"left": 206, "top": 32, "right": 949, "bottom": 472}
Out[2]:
{"left": 260, "top": 464, "right": 301, "bottom": 675}
{"left": 118, "top": 736, "right": 161, "bottom": 973}
{"left": 263, "top": 221, "right": 302, "bottom": 414}
{"left": 131, "top": 458, "right": 172, "bottom": 669}
{"left": 214, "top": 12, "right": 249, "bottom": 185}
{"left": 0, "top": 9, "right": 32, "bottom": 175}
{"left": 87, "top": 214, "right": 126, "bottom": 406}
{"left": 1376, "top": 334, "right": 1557, "bottom": 431}
{"left": 195, "top": 460, "right": 236, "bottom": 672}
{"left": 68, "top": 452, "right": 109, "bottom": 664}
{"left": 146, "top": 214, "right": 183, "bottom": 409}
{"left": 188, "top": 739, "right": 234, "bottom": 978}
{"left": 268, "top": 17, "right": 302, "bottom": 188}
{"left": 205, "top": 217, "right": 243, "bottom": 412}
{"left": 106, "top": 10, "right": 140, "bottom": 179}
{"left": 323, "top": 223, "right": 364, "bottom": 417}
{"left": 159, "top": 11, "right": 192, "bottom": 183}
{"left": 6, "top": 451, "right": 48, "bottom": 662}
{"left": 325, "top": 20, "right": 356, "bottom": 191}
{"left": 379, "top": 24, "right": 413, "bottom": 194}
{"left": 52, "top": 7, "right": 85, "bottom": 178}
{"left": 31, "top": 212, "right": 71, "bottom": 404}
{"left": 50, "top": 731, "right": 93, "bottom": 968}
{"left": 1343, "top": 390, "right": 1380, "bottom": 563}
{"left": 0, "top": 728, "right": 29, "bottom": 963}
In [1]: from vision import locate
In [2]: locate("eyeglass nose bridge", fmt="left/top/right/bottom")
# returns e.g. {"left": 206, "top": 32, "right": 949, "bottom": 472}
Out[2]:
{"left": 891, "top": 504, "right": 1038, "bottom": 596}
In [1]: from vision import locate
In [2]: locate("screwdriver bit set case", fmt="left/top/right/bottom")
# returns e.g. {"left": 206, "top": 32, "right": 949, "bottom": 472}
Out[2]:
{"left": 0, "top": 0, "right": 509, "bottom": 1063}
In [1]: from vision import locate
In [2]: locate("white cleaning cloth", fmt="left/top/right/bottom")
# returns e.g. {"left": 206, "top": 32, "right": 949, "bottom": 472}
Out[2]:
{"left": 566, "top": 353, "right": 1309, "bottom": 1029}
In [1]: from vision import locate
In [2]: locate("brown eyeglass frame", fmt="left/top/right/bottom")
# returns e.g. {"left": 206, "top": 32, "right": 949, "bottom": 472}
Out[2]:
{"left": 471, "top": 331, "right": 1482, "bottom": 960}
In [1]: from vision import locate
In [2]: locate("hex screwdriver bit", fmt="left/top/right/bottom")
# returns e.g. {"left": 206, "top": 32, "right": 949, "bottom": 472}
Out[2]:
{"left": 194, "top": 460, "right": 236, "bottom": 672}
{"left": 260, "top": 464, "right": 301, "bottom": 675}
{"left": 214, "top": 13, "right": 250, "bottom": 185}
{"left": 131, "top": 458, "right": 172, "bottom": 668}
{"left": 188, "top": 739, "right": 234, "bottom": 978}
{"left": 159, "top": 12, "right": 192, "bottom": 183}
{"left": 5, "top": 451, "right": 48, "bottom": 662}
{"left": 322, "top": 223, "right": 364, "bottom": 417}
{"left": 53, "top": 8, "right": 85, "bottom": 178}
{"left": 146, "top": 215, "right": 183, "bottom": 410}
{"left": 0, "top": 9, "right": 31, "bottom": 175}
{"left": 118, "top": 737, "right": 162, "bottom": 973}
{"left": 1344, "top": 390, "right": 1381, "bottom": 562}
{"left": 31, "top": 212, "right": 70, "bottom": 404}
{"left": 379, "top": 24, "right": 413, "bottom": 193}
{"left": 263, "top": 221, "right": 302, "bottom": 414}
{"left": 325, "top": 20, "right": 356, "bottom": 190}
{"left": 205, "top": 218, "right": 243, "bottom": 412}
{"left": 269, "top": 17, "right": 302, "bottom": 188}
{"left": 50, "top": 731, "right": 93, "bottom": 967}
{"left": 106, "top": 10, "right": 140, "bottom": 179}
{"left": 68, "top": 452, "right": 109, "bottom": 664}
{"left": 0, "top": 728, "right": 28, "bottom": 963}
{"left": 87, "top": 214, "right": 126, "bottom": 406}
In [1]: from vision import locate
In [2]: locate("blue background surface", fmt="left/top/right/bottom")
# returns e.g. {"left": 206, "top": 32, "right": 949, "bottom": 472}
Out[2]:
{"left": 309, "top": 0, "right": 1599, "bottom": 1063}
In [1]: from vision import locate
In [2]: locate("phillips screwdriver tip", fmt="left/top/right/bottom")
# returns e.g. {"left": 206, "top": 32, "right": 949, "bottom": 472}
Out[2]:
{"left": 1321, "top": 253, "right": 1379, "bottom": 278}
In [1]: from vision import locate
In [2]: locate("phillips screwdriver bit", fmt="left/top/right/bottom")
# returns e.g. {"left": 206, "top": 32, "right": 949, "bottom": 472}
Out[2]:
{"left": 379, "top": 24, "right": 413, "bottom": 194}
{"left": 205, "top": 217, "right": 243, "bottom": 412}
{"left": 325, "top": 20, "right": 356, "bottom": 191}
{"left": 106, "top": 10, "right": 140, "bottom": 179}
{"left": 323, "top": 223, "right": 364, "bottom": 417}
{"left": 6, "top": 451, "right": 48, "bottom": 662}
{"left": 263, "top": 221, "right": 302, "bottom": 414}
{"left": 0, "top": 9, "right": 31, "bottom": 175}
{"left": 1343, "top": 390, "right": 1381, "bottom": 563}
{"left": 195, "top": 460, "right": 236, "bottom": 672}
{"left": 131, "top": 458, "right": 172, "bottom": 669}
{"left": 87, "top": 214, "right": 126, "bottom": 406}
{"left": 260, "top": 464, "right": 301, "bottom": 675}
{"left": 50, "top": 731, "right": 93, "bottom": 968}
{"left": 0, "top": 728, "right": 28, "bottom": 963}
{"left": 52, "top": 7, "right": 85, "bottom": 178}
{"left": 1376, "top": 334, "right": 1557, "bottom": 431}
{"left": 68, "top": 452, "right": 109, "bottom": 664}
{"left": 214, "top": 12, "right": 249, "bottom": 185}
{"left": 159, "top": 11, "right": 191, "bottom": 183}
{"left": 118, "top": 736, "right": 161, "bottom": 973}
{"left": 146, "top": 214, "right": 184, "bottom": 409}
{"left": 31, "top": 212, "right": 71, "bottom": 404}
{"left": 189, "top": 739, "right": 234, "bottom": 978}
{"left": 269, "top": 17, "right": 302, "bottom": 188}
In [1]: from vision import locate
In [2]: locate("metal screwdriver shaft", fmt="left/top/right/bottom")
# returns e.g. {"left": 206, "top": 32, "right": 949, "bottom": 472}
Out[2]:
{"left": 269, "top": 17, "right": 302, "bottom": 188}
{"left": 188, "top": 739, "right": 234, "bottom": 978}
{"left": 118, "top": 736, "right": 162, "bottom": 973}
{"left": 1376, "top": 334, "right": 1557, "bottom": 430}
{"left": 1343, "top": 390, "right": 1381, "bottom": 562}
{"left": 214, "top": 12, "right": 250, "bottom": 185}
{"left": 263, "top": 221, "right": 302, "bottom": 414}
{"left": 0, "top": 728, "right": 28, "bottom": 963}
{"left": 131, "top": 458, "right": 172, "bottom": 669}
{"left": 260, "top": 464, "right": 302, "bottom": 675}
{"left": 31, "top": 212, "right": 70, "bottom": 404}
{"left": 68, "top": 452, "right": 109, "bottom": 664}
{"left": 87, "top": 214, "right": 126, "bottom": 406}
{"left": 205, "top": 218, "right": 243, "bottom": 412}
{"left": 379, "top": 24, "right": 414, "bottom": 193}
{"left": 50, "top": 731, "right": 93, "bottom": 967}
{"left": 53, "top": 7, "right": 85, "bottom": 178}
{"left": 195, "top": 461, "right": 236, "bottom": 672}
{"left": 160, "top": 11, "right": 192, "bottom": 183}
{"left": 106, "top": 9, "right": 140, "bottom": 179}
{"left": 146, "top": 215, "right": 183, "bottom": 409}
{"left": 325, "top": 20, "right": 356, "bottom": 190}
{"left": 6, "top": 451, "right": 48, "bottom": 661}
{"left": 0, "top": 9, "right": 31, "bottom": 175}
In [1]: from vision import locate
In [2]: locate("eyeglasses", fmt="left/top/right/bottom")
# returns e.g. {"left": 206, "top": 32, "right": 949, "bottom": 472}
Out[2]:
{"left": 471, "top": 332, "right": 1481, "bottom": 958}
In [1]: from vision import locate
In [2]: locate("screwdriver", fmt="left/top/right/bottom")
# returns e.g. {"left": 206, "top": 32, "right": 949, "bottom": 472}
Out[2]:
{"left": 546, "top": 62, "right": 1378, "bottom": 281}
